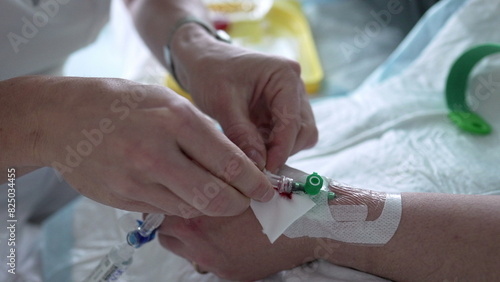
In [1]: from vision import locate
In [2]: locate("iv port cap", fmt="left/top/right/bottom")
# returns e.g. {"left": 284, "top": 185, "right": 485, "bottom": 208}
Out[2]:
{"left": 304, "top": 172, "right": 323, "bottom": 195}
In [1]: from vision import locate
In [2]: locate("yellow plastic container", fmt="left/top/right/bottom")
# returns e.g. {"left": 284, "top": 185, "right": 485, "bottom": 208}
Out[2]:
{"left": 166, "top": 0, "right": 323, "bottom": 99}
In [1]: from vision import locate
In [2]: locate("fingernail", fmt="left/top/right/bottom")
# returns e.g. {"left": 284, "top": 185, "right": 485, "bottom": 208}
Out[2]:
{"left": 248, "top": 149, "right": 266, "bottom": 170}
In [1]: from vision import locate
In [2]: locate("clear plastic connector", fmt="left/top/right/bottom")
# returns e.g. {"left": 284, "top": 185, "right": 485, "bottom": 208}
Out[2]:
{"left": 265, "top": 170, "right": 304, "bottom": 194}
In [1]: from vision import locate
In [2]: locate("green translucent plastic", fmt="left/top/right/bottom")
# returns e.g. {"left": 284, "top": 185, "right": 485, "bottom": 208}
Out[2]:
{"left": 446, "top": 44, "right": 500, "bottom": 135}
{"left": 448, "top": 111, "right": 491, "bottom": 135}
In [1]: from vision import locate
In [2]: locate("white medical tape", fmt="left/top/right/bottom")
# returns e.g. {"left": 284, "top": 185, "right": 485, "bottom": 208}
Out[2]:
{"left": 283, "top": 192, "right": 402, "bottom": 245}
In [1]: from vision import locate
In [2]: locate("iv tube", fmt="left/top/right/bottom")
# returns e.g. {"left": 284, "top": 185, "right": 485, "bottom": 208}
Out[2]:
{"left": 83, "top": 243, "right": 134, "bottom": 282}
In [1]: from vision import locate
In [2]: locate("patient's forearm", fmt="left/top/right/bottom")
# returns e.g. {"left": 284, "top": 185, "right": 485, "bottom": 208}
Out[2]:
{"left": 321, "top": 193, "right": 500, "bottom": 281}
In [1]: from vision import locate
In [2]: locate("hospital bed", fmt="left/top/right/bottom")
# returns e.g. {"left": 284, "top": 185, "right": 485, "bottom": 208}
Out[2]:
{"left": 6, "top": 0, "right": 500, "bottom": 281}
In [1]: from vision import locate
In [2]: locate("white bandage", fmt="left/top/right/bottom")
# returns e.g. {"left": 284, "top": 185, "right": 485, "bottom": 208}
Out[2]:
{"left": 283, "top": 191, "right": 402, "bottom": 245}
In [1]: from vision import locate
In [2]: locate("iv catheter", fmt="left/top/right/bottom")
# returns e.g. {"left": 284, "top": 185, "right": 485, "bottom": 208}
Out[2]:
{"left": 265, "top": 170, "right": 336, "bottom": 199}
{"left": 83, "top": 213, "right": 164, "bottom": 282}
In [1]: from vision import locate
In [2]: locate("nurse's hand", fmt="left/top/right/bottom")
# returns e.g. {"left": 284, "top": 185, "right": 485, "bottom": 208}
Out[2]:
{"left": 171, "top": 25, "right": 318, "bottom": 172}
{"left": 157, "top": 208, "right": 316, "bottom": 281}
{"left": 27, "top": 76, "right": 273, "bottom": 216}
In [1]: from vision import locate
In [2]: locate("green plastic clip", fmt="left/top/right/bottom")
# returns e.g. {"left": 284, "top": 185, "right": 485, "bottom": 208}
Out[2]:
{"left": 446, "top": 43, "right": 500, "bottom": 135}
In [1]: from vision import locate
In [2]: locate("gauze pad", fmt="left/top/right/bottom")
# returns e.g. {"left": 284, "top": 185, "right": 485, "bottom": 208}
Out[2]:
{"left": 251, "top": 192, "right": 315, "bottom": 243}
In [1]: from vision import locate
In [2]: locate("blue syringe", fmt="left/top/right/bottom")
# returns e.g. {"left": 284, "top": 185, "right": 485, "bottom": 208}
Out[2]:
{"left": 83, "top": 213, "right": 164, "bottom": 282}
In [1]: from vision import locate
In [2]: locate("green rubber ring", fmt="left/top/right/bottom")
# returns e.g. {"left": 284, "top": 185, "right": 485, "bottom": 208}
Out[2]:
{"left": 304, "top": 172, "right": 323, "bottom": 195}
{"left": 446, "top": 43, "right": 500, "bottom": 135}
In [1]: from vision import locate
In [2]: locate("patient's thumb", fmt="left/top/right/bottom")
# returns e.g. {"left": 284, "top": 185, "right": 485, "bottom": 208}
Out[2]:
{"left": 221, "top": 119, "right": 267, "bottom": 170}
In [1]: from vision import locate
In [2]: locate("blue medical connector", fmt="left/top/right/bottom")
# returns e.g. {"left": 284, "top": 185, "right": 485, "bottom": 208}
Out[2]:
{"left": 84, "top": 213, "right": 164, "bottom": 282}
{"left": 127, "top": 213, "right": 164, "bottom": 248}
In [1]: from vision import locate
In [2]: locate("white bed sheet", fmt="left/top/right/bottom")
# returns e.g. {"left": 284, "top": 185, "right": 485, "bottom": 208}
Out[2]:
{"left": 39, "top": 0, "right": 500, "bottom": 281}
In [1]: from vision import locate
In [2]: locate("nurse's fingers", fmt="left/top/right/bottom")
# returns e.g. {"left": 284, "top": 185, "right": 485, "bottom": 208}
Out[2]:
{"left": 174, "top": 111, "right": 273, "bottom": 204}
{"left": 217, "top": 107, "right": 268, "bottom": 171}
{"left": 264, "top": 86, "right": 303, "bottom": 172}
{"left": 289, "top": 97, "right": 318, "bottom": 156}
{"left": 131, "top": 183, "right": 204, "bottom": 218}
{"left": 148, "top": 146, "right": 253, "bottom": 217}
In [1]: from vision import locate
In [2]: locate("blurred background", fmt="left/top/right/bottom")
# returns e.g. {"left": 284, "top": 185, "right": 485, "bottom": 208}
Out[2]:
{"left": 65, "top": 0, "right": 433, "bottom": 97}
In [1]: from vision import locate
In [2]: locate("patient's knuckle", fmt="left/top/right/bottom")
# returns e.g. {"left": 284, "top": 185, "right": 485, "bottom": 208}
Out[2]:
{"left": 216, "top": 266, "right": 243, "bottom": 281}
{"left": 194, "top": 254, "right": 216, "bottom": 269}
{"left": 171, "top": 218, "right": 202, "bottom": 238}
{"left": 157, "top": 235, "right": 173, "bottom": 250}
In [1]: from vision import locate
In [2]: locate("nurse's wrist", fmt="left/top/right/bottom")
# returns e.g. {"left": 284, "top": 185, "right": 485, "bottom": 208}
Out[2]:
{"left": 168, "top": 22, "right": 227, "bottom": 92}
{"left": 0, "top": 76, "right": 47, "bottom": 168}
{"left": 168, "top": 23, "right": 212, "bottom": 90}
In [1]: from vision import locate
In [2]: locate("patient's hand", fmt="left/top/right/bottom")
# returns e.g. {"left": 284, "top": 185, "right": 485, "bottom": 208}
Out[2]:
{"left": 157, "top": 208, "right": 316, "bottom": 280}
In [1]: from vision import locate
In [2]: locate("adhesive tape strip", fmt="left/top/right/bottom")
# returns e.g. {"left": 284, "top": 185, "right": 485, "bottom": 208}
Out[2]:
{"left": 283, "top": 191, "right": 402, "bottom": 245}
{"left": 446, "top": 43, "right": 500, "bottom": 135}
{"left": 327, "top": 193, "right": 402, "bottom": 244}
